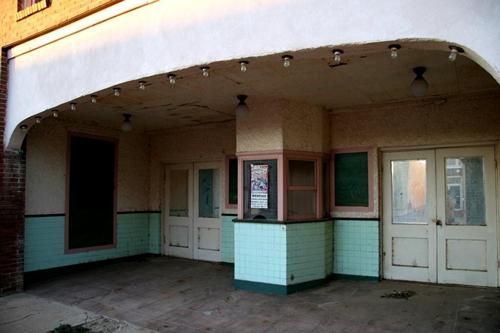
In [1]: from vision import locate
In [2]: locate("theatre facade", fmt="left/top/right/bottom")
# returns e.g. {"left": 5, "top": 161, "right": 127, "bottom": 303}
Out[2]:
{"left": 1, "top": 0, "right": 499, "bottom": 294}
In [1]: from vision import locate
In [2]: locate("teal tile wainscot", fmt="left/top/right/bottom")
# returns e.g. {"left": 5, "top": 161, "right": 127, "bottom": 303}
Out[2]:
{"left": 221, "top": 214, "right": 236, "bottom": 263}
{"left": 234, "top": 220, "right": 334, "bottom": 295}
{"left": 24, "top": 212, "right": 161, "bottom": 272}
{"left": 333, "top": 219, "right": 379, "bottom": 278}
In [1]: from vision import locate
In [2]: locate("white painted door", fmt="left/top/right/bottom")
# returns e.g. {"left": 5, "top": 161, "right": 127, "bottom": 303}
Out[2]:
{"left": 164, "top": 162, "right": 221, "bottom": 262}
{"left": 383, "top": 147, "right": 498, "bottom": 286}
{"left": 164, "top": 163, "right": 194, "bottom": 259}
{"left": 194, "top": 162, "right": 222, "bottom": 262}
{"left": 435, "top": 146, "right": 497, "bottom": 287}
{"left": 383, "top": 150, "right": 437, "bottom": 283}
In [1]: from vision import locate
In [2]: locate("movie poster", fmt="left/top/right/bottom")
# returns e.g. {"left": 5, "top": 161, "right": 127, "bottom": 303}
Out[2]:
{"left": 250, "top": 164, "right": 269, "bottom": 209}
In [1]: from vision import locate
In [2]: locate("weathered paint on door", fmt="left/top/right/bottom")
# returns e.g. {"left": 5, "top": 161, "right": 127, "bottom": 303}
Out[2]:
{"left": 383, "top": 147, "right": 498, "bottom": 287}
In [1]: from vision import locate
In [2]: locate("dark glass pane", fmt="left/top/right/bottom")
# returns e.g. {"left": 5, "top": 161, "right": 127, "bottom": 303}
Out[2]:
{"left": 228, "top": 158, "right": 238, "bottom": 205}
{"left": 243, "top": 159, "right": 278, "bottom": 220}
{"left": 334, "top": 152, "right": 369, "bottom": 207}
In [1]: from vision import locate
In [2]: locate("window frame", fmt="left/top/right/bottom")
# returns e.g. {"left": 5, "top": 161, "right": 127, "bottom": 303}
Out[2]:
{"left": 284, "top": 152, "right": 323, "bottom": 220}
{"left": 65, "top": 132, "right": 118, "bottom": 254}
{"left": 331, "top": 147, "right": 375, "bottom": 214}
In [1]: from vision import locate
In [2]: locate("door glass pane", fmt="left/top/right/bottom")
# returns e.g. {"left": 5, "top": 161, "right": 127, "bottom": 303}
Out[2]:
{"left": 445, "top": 157, "right": 485, "bottom": 225}
{"left": 169, "top": 169, "right": 189, "bottom": 217}
{"left": 198, "top": 169, "right": 220, "bottom": 218}
{"left": 391, "top": 160, "right": 427, "bottom": 224}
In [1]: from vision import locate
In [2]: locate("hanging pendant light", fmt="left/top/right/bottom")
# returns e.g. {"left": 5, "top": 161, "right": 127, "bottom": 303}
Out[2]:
{"left": 121, "top": 113, "right": 132, "bottom": 132}
{"left": 410, "top": 66, "right": 429, "bottom": 97}
{"left": 235, "top": 95, "right": 249, "bottom": 119}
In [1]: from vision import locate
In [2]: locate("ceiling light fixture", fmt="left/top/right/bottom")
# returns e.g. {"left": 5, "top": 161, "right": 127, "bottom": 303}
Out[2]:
{"left": 70, "top": 102, "right": 77, "bottom": 111}
{"left": 168, "top": 74, "right": 176, "bottom": 84}
{"left": 410, "top": 66, "right": 429, "bottom": 97}
{"left": 235, "top": 95, "right": 249, "bottom": 119}
{"left": 113, "top": 87, "right": 121, "bottom": 96}
{"left": 139, "top": 81, "right": 146, "bottom": 90}
{"left": 388, "top": 44, "right": 401, "bottom": 59}
{"left": 91, "top": 95, "right": 97, "bottom": 103}
{"left": 332, "top": 49, "right": 344, "bottom": 64}
{"left": 281, "top": 55, "right": 293, "bottom": 68}
{"left": 447, "top": 45, "right": 466, "bottom": 62}
{"left": 35, "top": 116, "right": 42, "bottom": 124}
{"left": 121, "top": 113, "right": 132, "bottom": 132}
{"left": 239, "top": 61, "right": 248, "bottom": 72}
{"left": 20, "top": 124, "right": 28, "bottom": 132}
{"left": 52, "top": 109, "right": 59, "bottom": 118}
{"left": 201, "top": 66, "right": 210, "bottom": 77}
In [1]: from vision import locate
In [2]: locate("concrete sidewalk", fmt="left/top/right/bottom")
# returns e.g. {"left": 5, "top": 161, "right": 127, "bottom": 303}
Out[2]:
{"left": 1, "top": 256, "right": 500, "bottom": 332}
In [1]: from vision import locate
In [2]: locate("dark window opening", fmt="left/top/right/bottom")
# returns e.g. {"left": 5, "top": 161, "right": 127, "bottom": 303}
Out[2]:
{"left": 334, "top": 152, "right": 369, "bottom": 207}
{"left": 228, "top": 158, "right": 238, "bottom": 205}
{"left": 68, "top": 135, "right": 116, "bottom": 250}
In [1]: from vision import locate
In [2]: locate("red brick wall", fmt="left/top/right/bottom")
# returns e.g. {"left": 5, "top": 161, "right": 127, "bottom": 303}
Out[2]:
{"left": 0, "top": 48, "right": 26, "bottom": 294}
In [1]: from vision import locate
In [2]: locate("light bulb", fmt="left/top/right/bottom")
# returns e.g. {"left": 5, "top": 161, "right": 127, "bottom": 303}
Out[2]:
{"left": 52, "top": 110, "right": 59, "bottom": 118}
{"left": 35, "top": 116, "right": 42, "bottom": 124}
{"left": 91, "top": 95, "right": 97, "bottom": 103}
{"left": 388, "top": 44, "right": 401, "bottom": 59}
{"left": 20, "top": 124, "right": 28, "bottom": 132}
{"left": 282, "top": 55, "right": 292, "bottom": 68}
{"left": 168, "top": 74, "right": 176, "bottom": 84}
{"left": 411, "top": 67, "right": 429, "bottom": 97}
{"left": 240, "top": 61, "right": 248, "bottom": 72}
{"left": 70, "top": 103, "right": 77, "bottom": 111}
{"left": 139, "top": 81, "right": 146, "bottom": 90}
{"left": 332, "top": 49, "right": 343, "bottom": 64}
{"left": 113, "top": 87, "right": 121, "bottom": 96}
{"left": 201, "top": 67, "right": 210, "bottom": 77}
{"left": 448, "top": 47, "right": 458, "bottom": 62}
{"left": 121, "top": 114, "right": 132, "bottom": 132}
{"left": 235, "top": 95, "right": 249, "bottom": 119}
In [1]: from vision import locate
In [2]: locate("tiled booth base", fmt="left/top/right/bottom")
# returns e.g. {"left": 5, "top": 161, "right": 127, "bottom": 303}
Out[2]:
{"left": 234, "top": 221, "right": 333, "bottom": 295}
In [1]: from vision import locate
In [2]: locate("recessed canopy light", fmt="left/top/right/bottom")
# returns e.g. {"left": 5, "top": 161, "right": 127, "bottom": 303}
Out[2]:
{"left": 20, "top": 124, "right": 28, "bottom": 132}
{"left": 388, "top": 44, "right": 401, "bottom": 59}
{"left": 113, "top": 87, "right": 121, "bottom": 96}
{"left": 138, "top": 81, "right": 146, "bottom": 90}
{"left": 168, "top": 74, "right": 176, "bottom": 84}
{"left": 448, "top": 45, "right": 465, "bottom": 62}
{"left": 52, "top": 110, "right": 59, "bottom": 118}
{"left": 91, "top": 95, "right": 97, "bottom": 103}
{"left": 239, "top": 61, "right": 248, "bottom": 72}
{"left": 70, "top": 103, "right": 77, "bottom": 111}
{"left": 200, "top": 66, "right": 210, "bottom": 77}
{"left": 35, "top": 116, "right": 42, "bottom": 124}
{"left": 281, "top": 55, "right": 293, "bottom": 68}
{"left": 332, "top": 49, "right": 344, "bottom": 64}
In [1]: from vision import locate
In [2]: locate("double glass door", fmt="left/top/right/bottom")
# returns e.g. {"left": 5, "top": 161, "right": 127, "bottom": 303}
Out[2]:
{"left": 164, "top": 162, "right": 221, "bottom": 262}
{"left": 383, "top": 146, "right": 497, "bottom": 286}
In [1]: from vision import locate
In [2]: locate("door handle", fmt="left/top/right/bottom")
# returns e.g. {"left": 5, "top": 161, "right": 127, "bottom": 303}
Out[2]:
{"left": 432, "top": 218, "right": 442, "bottom": 226}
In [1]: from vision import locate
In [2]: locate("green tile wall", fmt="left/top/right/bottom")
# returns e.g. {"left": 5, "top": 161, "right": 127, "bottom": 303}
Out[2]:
{"left": 148, "top": 212, "right": 161, "bottom": 254}
{"left": 287, "top": 222, "right": 332, "bottom": 284}
{"left": 333, "top": 220, "right": 379, "bottom": 277}
{"left": 235, "top": 223, "right": 287, "bottom": 285}
{"left": 25, "top": 212, "right": 161, "bottom": 272}
{"left": 221, "top": 215, "right": 236, "bottom": 263}
{"left": 235, "top": 221, "right": 333, "bottom": 287}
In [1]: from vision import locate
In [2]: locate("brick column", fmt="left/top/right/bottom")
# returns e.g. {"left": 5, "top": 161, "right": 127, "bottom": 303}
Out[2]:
{"left": 0, "top": 47, "right": 26, "bottom": 294}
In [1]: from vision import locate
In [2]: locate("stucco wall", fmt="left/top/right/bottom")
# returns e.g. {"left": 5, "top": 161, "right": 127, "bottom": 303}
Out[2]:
{"left": 25, "top": 119, "right": 150, "bottom": 215}
{"left": 149, "top": 121, "right": 236, "bottom": 211}
{"left": 331, "top": 93, "right": 500, "bottom": 149}
{"left": 5, "top": 0, "right": 500, "bottom": 148}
